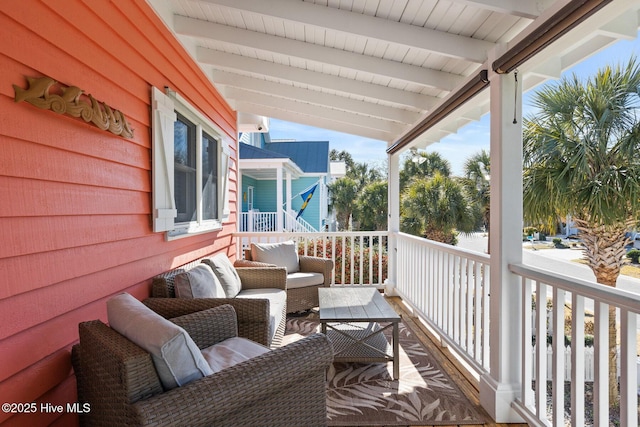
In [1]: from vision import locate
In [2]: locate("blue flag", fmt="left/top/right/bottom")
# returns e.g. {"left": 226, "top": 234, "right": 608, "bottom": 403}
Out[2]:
{"left": 296, "top": 184, "right": 318, "bottom": 219}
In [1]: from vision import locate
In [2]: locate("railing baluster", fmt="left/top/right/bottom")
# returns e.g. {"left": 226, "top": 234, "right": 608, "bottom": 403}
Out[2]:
{"left": 619, "top": 309, "right": 638, "bottom": 427}
{"left": 482, "top": 262, "right": 490, "bottom": 370}
{"left": 593, "top": 300, "right": 609, "bottom": 426}
{"left": 522, "top": 276, "right": 534, "bottom": 410}
{"left": 552, "top": 287, "right": 566, "bottom": 427}
{"left": 474, "top": 261, "right": 482, "bottom": 362}
{"left": 535, "top": 282, "right": 548, "bottom": 420}
{"left": 571, "top": 293, "right": 585, "bottom": 427}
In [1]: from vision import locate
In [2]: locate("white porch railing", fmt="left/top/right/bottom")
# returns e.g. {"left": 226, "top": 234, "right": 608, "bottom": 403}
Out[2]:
{"left": 235, "top": 231, "right": 387, "bottom": 286}
{"left": 239, "top": 211, "right": 318, "bottom": 232}
{"left": 240, "top": 211, "right": 277, "bottom": 232}
{"left": 394, "top": 232, "right": 491, "bottom": 376}
{"left": 510, "top": 263, "right": 640, "bottom": 427}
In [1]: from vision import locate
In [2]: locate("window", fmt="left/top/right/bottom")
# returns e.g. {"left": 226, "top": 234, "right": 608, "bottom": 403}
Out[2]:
{"left": 151, "top": 87, "right": 231, "bottom": 237}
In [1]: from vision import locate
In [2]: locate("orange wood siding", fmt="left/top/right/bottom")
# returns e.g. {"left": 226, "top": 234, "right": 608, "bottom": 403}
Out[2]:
{"left": 0, "top": 1, "right": 238, "bottom": 425}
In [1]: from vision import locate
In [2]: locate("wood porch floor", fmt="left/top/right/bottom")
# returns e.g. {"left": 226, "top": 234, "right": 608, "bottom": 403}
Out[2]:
{"left": 379, "top": 296, "right": 527, "bottom": 427}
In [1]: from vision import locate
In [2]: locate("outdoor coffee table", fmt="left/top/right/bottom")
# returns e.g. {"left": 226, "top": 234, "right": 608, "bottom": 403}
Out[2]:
{"left": 318, "top": 287, "right": 401, "bottom": 379}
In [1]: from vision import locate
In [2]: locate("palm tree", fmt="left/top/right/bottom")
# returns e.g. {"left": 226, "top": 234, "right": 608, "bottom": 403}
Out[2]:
{"left": 462, "top": 150, "right": 491, "bottom": 232}
{"left": 400, "top": 150, "right": 452, "bottom": 190}
{"left": 327, "top": 177, "right": 358, "bottom": 231}
{"left": 355, "top": 181, "right": 388, "bottom": 231}
{"left": 522, "top": 58, "right": 640, "bottom": 403}
{"left": 401, "top": 173, "right": 477, "bottom": 244}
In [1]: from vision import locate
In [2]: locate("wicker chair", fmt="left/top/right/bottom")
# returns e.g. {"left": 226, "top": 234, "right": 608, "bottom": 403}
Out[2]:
{"left": 72, "top": 304, "right": 333, "bottom": 427}
{"left": 150, "top": 259, "right": 288, "bottom": 348}
{"left": 236, "top": 249, "right": 333, "bottom": 313}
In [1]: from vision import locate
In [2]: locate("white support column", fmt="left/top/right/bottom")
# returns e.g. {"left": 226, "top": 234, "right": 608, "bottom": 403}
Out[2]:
{"left": 386, "top": 152, "right": 400, "bottom": 294}
{"left": 479, "top": 68, "right": 524, "bottom": 423}
{"left": 276, "top": 166, "right": 284, "bottom": 231}
{"left": 286, "top": 171, "right": 292, "bottom": 230}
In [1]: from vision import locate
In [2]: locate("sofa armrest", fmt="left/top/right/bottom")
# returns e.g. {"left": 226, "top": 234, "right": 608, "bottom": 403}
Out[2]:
{"left": 143, "top": 298, "right": 270, "bottom": 346}
{"left": 234, "top": 259, "right": 276, "bottom": 268}
{"left": 132, "top": 333, "right": 333, "bottom": 426}
{"left": 299, "top": 256, "right": 333, "bottom": 287}
{"left": 169, "top": 304, "right": 238, "bottom": 349}
{"left": 236, "top": 267, "right": 288, "bottom": 290}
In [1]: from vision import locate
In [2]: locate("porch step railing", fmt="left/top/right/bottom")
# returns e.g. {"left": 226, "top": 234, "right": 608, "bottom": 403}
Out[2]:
{"left": 284, "top": 210, "right": 317, "bottom": 232}
{"left": 235, "top": 231, "right": 387, "bottom": 286}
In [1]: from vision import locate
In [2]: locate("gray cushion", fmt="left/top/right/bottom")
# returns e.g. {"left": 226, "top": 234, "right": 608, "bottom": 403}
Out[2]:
{"left": 251, "top": 241, "right": 300, "bottom": 273}
{"left": 286, "top": 272, "right": 325, "bottom": 289}
{"left": 201, "top": 337, "right": 270, "bottom": 373}
{"left": 236, "top": 289, "right": 286, "bottom": 342}
{"left": 174, "top": 264, "right": 225, "bottom": 298}
{"left": 202, "top": 254, "right": 243, "bottom": 298}
{"left": 107, "top": 293, "right": 213, "bottom": 390}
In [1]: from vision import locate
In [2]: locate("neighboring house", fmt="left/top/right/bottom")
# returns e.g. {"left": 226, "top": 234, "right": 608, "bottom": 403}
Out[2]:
{"left": 238, "top": 133, "right": 331, "bottom": 232}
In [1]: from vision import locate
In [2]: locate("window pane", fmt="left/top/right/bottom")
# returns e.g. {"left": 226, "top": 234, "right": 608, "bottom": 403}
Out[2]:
{"left": 174, "top": 114, "right": 196, "bottom": 222}
{"left": 202, "top": 132, "right": 218, "bottom": 220}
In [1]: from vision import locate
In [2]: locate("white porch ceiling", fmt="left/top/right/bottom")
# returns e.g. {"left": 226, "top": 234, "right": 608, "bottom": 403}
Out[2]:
{"left": 148, "top": 0, "right": 640, "bottom": 150}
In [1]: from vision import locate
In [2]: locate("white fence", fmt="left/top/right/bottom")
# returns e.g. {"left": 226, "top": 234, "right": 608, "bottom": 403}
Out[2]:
{"left": 532, "top": 345, "right": 640, "bottom": 383}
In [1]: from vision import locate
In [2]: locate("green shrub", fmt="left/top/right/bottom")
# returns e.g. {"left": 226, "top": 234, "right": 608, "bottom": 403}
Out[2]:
{"left": 626, "top": 249, "right": 640, "bottom": 264}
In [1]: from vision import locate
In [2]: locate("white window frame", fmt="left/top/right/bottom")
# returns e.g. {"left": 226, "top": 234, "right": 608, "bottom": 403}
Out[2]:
{"left": 151, "top": 87, "right": 232, "bottom": 239}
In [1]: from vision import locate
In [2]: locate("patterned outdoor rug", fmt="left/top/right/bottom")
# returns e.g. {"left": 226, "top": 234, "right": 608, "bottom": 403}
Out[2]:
{"left": 284, "top": 316, "right": 488, "bottom": 426}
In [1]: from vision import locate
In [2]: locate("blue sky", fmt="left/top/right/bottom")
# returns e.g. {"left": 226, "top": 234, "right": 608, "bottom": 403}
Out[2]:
{"left": 268, "top": 31, "right": 640, "bottom": 176}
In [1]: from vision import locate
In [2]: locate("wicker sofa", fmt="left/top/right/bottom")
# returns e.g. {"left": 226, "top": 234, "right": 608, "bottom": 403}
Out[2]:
{"left": 149, "top": 256, "right": 288, "bottom": 348}
{"left": 236, "top": 242, "right": 333, "bottom": 313}
{"left": 72, "top": 303, "right": 333, "bottom": 427}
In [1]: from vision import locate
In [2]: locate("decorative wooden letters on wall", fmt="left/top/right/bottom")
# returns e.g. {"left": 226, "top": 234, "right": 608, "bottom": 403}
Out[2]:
{"left": 13, "top": 76, "right": 134, "bottom": 138}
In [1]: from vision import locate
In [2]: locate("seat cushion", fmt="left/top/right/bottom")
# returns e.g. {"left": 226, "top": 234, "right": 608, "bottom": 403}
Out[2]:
{"left": 107, "top": 293, "right": 213, "bottom": 390}
{"left": 251, "top": 241, "right": 300, "bottom": 273}
{"left": 236, "top": 289, "right": 286, "bottom": 341}
{"left": 286, "top": 272, "right": 325, "bottom": 289}
{"left": 201, "top": 337, "right": 270, "bottom": 373}
{"left": 174, "top": 264, "right": 225, "bottom": 298}
{"left": 202, "top": 254, "right": 243, "bottom": 298}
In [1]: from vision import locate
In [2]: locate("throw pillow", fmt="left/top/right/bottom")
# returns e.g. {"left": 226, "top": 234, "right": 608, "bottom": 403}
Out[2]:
{"left": 250, "top": 241, "right": 300, "bottom": 273}
{"left": 174, "top": 264, "right": 224, "bottom": 299}
{"left": 201, "top": 254, "right": 243, "bottom": 298}
{"left": 107, "top": 293, "right": 213, "bottom": 390}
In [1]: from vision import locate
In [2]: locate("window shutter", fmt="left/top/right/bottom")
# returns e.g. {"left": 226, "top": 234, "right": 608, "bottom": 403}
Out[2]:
{"left": 151, "top": 87, "right": 177, "bottom": 232}
{"left": 220, "top": 144, "right": 232, "bottom": 223}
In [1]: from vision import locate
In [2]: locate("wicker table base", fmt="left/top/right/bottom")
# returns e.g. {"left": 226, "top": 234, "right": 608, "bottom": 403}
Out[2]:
{"left": 319, "top": 288, "right": 400, "bottom": 379}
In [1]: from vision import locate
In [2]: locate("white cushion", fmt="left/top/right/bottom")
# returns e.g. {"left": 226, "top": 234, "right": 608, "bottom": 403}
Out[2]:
{"left": 174, "top": 264, "right": 225, "bottom": 298}
{"left": 201, "top": 337, "right": 270, "bottom": 373}
{"left": 202, "top": 254, "right": 243, "bottom": 298}
{"left": 251, "top": 241, "right": 300, "bottom": 273}
{"left": 286, "top": 272, "right": 325, "bottom": 289}
{"left": 106, "top": 293, "right": 213, "bottom": 390}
